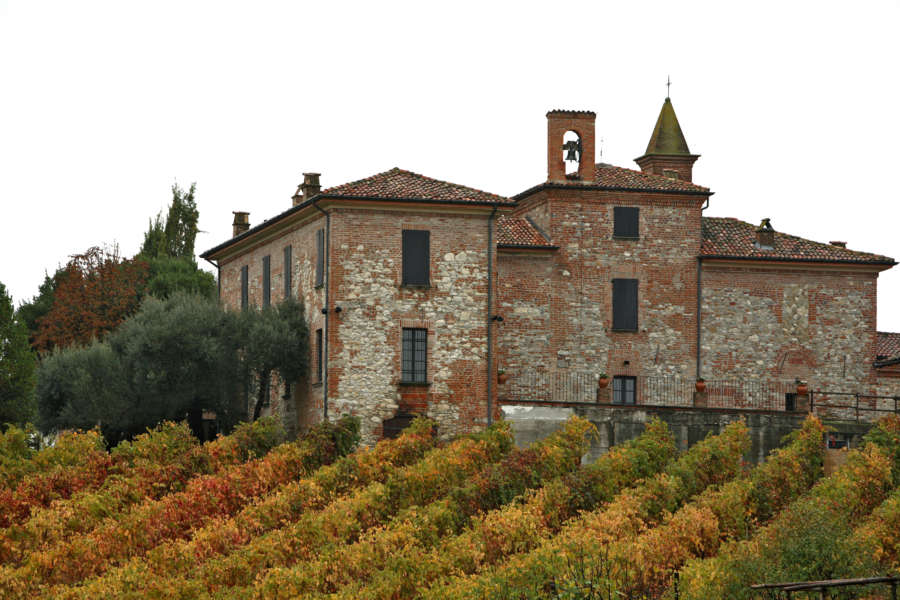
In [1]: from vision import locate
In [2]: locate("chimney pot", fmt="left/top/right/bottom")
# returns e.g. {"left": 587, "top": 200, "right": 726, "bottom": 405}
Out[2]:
{"left": 830, "top": 241, "right": 847, "bottom": 248}
{"left": 755, "top": 218, "right": 775, "bottom": 249}
{"left": 292, "top": 173, "right": 322, "bottom": 206}
{"left": 232, "top": 211, "right": 250, "bottom": 238}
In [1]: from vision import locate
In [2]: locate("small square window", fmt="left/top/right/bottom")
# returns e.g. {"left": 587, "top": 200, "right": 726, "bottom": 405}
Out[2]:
{"left": 613, "top": 376, "right": 636, "bottom": 405}
{"left": 401, "top": 328, "right": 427, "bottom": 383}
{"left": 662, "top": 169, "right": 680, "bottom": 180}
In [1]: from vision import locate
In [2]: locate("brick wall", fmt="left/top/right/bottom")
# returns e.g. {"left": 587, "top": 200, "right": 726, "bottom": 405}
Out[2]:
{"left": 327, "top": 207, "right": 493, "bottom": 445}
{"left": 218, "top": 214, "right": 327, "bottom": 437}
{"left": 498, "top": 188, "right": 704, "bottom": 386}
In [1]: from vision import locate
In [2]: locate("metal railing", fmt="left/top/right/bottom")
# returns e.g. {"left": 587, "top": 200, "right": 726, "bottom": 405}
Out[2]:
{"left": 498, "top": 371, "right": 900, "bottom": 421}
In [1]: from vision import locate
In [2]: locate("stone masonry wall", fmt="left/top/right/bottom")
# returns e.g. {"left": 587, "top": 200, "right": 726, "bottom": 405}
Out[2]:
{"left": 327, "top": 207, "right": 493, "bottom": 445}
{"left": 217, "top": 214, "right": 327, "bottom": 438}
{"left": 700, "top": 264, "right": 880, "bottom": 397}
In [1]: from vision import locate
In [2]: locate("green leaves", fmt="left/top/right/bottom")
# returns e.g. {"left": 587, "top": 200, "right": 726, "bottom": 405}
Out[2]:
{"left": 0, "top": 282, "right": 37, "bottom": 427}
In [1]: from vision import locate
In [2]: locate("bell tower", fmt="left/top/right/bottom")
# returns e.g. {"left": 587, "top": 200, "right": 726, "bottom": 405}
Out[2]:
{"left": 546, "top": 110, "right": 596, "bottom": 183}
{"left": 634, "top": 97, "right": 699, "bottom": 182}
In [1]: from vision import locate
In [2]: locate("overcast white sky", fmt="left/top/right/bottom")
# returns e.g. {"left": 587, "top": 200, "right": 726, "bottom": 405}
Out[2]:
{"left": 2, "top": 1, "right": 899, "bottom": 330}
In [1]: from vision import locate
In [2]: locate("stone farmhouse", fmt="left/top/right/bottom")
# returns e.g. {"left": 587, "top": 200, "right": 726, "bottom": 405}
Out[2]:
{"left": 202, "top": 98, "right": 900, "bottom": 445}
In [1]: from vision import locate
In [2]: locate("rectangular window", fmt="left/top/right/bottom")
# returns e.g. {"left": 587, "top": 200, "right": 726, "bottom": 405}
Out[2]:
{"left": 612, "top": 376, "right": 636, "bottom": 405}
{"left": 262, "top": 255, "right": 271, "bottom": 307}
{"left": 315, "top": 229, "right": 325, "bottom": 288}
{"left": 315, "top": 328, "right": 323, "bottom": 383}
{"left": 612, "top": 278, "right": 638, "bottom": 331}
{"left": 613, "top": 207, "right": 639, "bottom": 239}
{"left": 283, "top": 245, "right": 292, "bottom": 298}
{"left": 240, "top": 265, "right": 249, "bottom": 310}
{"left": 402, "top": 230, "right": 430, "bottom": 286}
{"left": 401, "top": 328, "right": 427, "bottom": 383}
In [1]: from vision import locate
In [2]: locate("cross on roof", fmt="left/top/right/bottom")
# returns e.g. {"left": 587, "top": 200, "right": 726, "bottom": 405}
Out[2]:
{"left": 666, "top": 75, "right": 671, "bottom": 98}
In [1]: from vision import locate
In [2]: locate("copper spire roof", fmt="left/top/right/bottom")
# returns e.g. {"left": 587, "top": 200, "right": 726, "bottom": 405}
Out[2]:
{"left": 642, "top": 97, "right": 692, "bottom": 156}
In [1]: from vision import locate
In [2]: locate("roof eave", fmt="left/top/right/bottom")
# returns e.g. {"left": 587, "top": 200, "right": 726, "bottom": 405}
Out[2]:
{"left": 700, "top": 254, "right": 897, "bottom": 269}
{"left": 513, "top": 181, "right": 712, "bottom": 201}
{"left": 200, "top": 193, "right": 510, "bottom": 260}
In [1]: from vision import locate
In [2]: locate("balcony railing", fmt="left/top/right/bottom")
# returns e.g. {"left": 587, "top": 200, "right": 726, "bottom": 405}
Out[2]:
{"left": 498, "top": 371, "right": 900, "bottom": 421}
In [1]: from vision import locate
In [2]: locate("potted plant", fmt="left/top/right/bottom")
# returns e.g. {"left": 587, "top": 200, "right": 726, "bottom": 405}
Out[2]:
{"left": 598, "top": 373, "right": 610, "bottom": 389}
{"left": 796, "top": 379, "right": 809, "bottom": 395}
{"left": 695, "top": 377, "right": 707, "bottom": 393}
{"left": 497, "top": 369, "right": 508, "bottom": 384}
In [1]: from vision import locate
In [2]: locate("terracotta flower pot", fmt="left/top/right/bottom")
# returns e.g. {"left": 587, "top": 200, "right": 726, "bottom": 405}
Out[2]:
{"left": 497, "top": 373, "right": 509, "bottom": 384}
{"left": 796, "top": 383, "right": 808, "bottom": 395}
{"left": 695, "top": 380, "right": 707, "bottom": 393}
{"left": 598, "top": 377, "right": 610, "bottom": 389}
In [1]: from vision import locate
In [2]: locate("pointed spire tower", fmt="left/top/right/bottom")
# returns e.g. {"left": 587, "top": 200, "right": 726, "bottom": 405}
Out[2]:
{"left": 634, "top": 96, "right": 699, "bottom": 182}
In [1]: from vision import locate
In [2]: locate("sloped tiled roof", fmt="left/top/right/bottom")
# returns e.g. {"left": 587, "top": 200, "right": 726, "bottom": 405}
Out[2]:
{"left": 593, "top": 164, "right": 708, "bottom": 192}
{"left": 322, "top": 167, "right": 513, "bottom": 204}
{"left": 877, "top": 332, "right": 900, "bottom": 362}
{"left": 496, "top": 215, "right": 556, "bottom": 248}
{"left": 701, "top": 217, "right": 896, "bottom": 265}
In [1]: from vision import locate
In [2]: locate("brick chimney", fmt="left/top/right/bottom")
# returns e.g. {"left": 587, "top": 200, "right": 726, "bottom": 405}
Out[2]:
{"left": 755, "top": 218, "right": 775, "bottom": 249}
{"left": 232, "top": 211, "right": 249, "bottom": 237}
{"left": 546, "top": 110, "right": 596, "bottom": 183}
{"left": 292, "top": 173, "right": 322, "bottom": 206}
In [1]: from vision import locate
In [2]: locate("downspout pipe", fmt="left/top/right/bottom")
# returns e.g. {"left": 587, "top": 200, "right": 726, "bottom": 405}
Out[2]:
{"left": 312, "top": 199, "right": 330, "bottom": 420}
{"left": 486, "top": 205, "right": 498, "bottom": 426}
{"left": 696, "top": 256, "right": 702, "bottom": 381}
{"left": 696, "top": 196, "right": 709, "bottom": 380}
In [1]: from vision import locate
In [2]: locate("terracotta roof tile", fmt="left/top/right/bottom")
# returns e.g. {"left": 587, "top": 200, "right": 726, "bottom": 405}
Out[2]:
{"left": 701, "top": 217, "right": 895, "bottom": 264}
{"left": 496, "top": 216, "right": 555, "bottom": 248}
{"left": 322, "top": 167, "right": 513, "bottom": 204}
{"left": 592, "top": 164, "right": 708, "bottom": 192}
{"left": 877, "top": 332, "right": 900, "bottom": 362}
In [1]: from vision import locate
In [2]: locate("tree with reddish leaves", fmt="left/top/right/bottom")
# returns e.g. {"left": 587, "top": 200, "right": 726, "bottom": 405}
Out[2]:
{"left": 33, "top": 246, "right": 149, "bottom": 353}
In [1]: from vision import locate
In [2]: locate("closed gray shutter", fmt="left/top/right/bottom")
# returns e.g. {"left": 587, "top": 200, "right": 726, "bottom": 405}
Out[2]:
{"left": 315, "top": 229, "right": 324, "bottom": 287}
{"left": 613, "top": 207, "right": 639, "bottom": 238}
{"left": 402, "top": 230, "right": 430, "bottom": 286}
{"left": 262, "top": 255, "right": 271, "bottom": 306}
{"left": 240, "top": 265, "right": 249, "bottom": 310}
{"left": 283, "top": 245, "right": 292, "bottom": 298}
{"left": 612, "top": 278, "right": 638, "bottom": 331}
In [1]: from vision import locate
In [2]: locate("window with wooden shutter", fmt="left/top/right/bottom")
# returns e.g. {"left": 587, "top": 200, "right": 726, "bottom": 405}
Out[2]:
{"left": 262, "top": 255, "right": 271, "bottom": 307}
{"left": 613, "top": 207, "right": 639, "bottom": 239}
{"left": 612, "top": 278, "right": 638, "bottom": 331}
{"left": 315, "top": 229, "right": 325, "bottom": 288}
{"left": 401, "top": 328, "right": 427, "bottom": 383}
{"left": 283, "top": 245, "right": 292, "bottom": 298}
{"left": 402, "top": 230, "right": 430, "bottom": 286}
{"left": 240, "top": 265, "right": 249, "bottom": 310}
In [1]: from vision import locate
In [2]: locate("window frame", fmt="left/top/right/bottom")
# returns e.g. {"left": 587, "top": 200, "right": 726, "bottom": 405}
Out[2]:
{"left": 401, "top": 327, "right": 428, "bottom": 384}
{"left": 401, "top": 230, "right": 430, "bottom": 287}
{"left": 612, "top": 376, "right": 637, "bottom": 405}
{"left": 613, "top": 207, "right": 640, "bottom": 239}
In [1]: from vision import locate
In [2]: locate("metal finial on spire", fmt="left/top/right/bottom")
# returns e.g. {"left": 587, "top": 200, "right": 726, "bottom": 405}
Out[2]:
{"left": 666, "top": 75, "right": 671, "bottom": 98}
